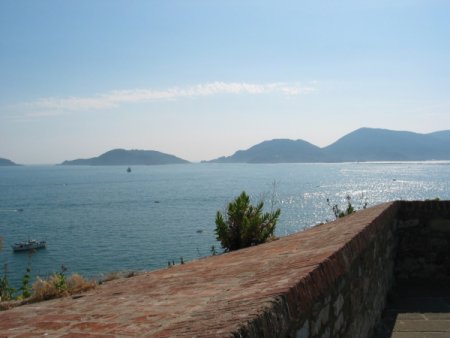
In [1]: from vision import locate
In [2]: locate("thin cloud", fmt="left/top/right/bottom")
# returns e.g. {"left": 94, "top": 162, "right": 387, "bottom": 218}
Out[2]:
{"left": 20, "top": 82, "right": 316, "bottom": 114}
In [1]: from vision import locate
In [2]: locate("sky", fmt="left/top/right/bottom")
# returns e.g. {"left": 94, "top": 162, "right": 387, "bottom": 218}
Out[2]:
{"left": 1, "top": 0, "right": 449, "bottom": 164}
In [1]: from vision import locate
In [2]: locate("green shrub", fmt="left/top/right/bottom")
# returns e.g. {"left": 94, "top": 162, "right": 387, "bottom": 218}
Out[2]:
{"left": 215, "top": 191, "right": 281, "bottom": 252}
{"left": 0, "top": 264, "right": 15, "bottom": 302}
{"left": 18, "top": 267, "right": 32, "bottom": 299}
{"left": 327, "top": 195, "right": 367, "bottom": 219}
{"left": 0, "top": 238, "right": 16, "bottom": 302}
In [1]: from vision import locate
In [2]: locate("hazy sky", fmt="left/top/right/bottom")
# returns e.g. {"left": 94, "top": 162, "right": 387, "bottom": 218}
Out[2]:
{"left": 1, "top": 1, "right": 449, "bottom": 164}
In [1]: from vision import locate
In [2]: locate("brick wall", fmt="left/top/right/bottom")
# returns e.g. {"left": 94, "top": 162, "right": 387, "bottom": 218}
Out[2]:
{"left": 238, "top": 203, "right": 400, "bottom": 338}
{"left": 291, "top": 207, "right": 397, "bottom": 338}
{"left": 395, "top": 201, "right": 450, "bottom": 283}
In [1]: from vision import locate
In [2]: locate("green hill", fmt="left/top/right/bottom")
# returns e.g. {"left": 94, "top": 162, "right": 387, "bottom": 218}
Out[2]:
{"left": 207, "top": 128, "right": 450, "bottom": 163}
{"left": 322, "top": 128, "right": 450, "bottom": 162}
{"left": 61, "top": 149, "right": 189, "bottom": 165}
{"left": 210, "top": 139, "right": 323, "bottom": 163}
{"left": 0, "top": 158, "right": 19, "bottom": 166}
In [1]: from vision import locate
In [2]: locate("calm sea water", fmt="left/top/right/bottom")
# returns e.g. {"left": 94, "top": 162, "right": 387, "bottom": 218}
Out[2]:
{"left": 1, "top": 162, "right": 450, "bottom": 289}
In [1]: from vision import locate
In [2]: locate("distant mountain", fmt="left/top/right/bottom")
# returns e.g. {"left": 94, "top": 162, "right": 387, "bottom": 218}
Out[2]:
{"left": 322, "top": 128, "right": 450, "bottom": 162}
{"left": 61, "top": 149, "right": 189, "bottom": 165}
{"left": 428, "top": 130, "right": 450, "bottom": 142}
{"left": 207, "top": 128, "right": 450, "bottom": 163}
{"left": 0, "top": 158, "right": 19, "bottom": 166}
{"left": 210, "top": 139, "right": 323, "bottom": 163}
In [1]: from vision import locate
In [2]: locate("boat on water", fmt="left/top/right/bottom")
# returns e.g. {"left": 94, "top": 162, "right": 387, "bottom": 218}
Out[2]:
{"left": 12, "top": 239, "right": 47, "bottom": 252}
{"left": 127, "top": 167, "right": 131, "bottom": 173}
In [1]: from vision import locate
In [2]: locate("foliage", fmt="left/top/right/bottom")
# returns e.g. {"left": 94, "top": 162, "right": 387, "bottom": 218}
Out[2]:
{"left": 54, "top": 265, "right": 68, "bottom": 293}
{"left": 17, "top": 251, "right": 36, "bottom": 300}
{"left": 215, "top": 191, "right": 281, "bottom": 252}
{"left": 0, "top": 264, "right": 16, "bottom": 302}
{"left": 0, "top": 238, "right": 16, "bottom": 301}
{"left": 18, "top": 267, "right": 32, "bottom": 299}
{"left": 99, "top": 270, "right": 140, "bottom": 283}
{"left": 32, "top": 273, "right": 96, "bottom": 301}
{"left": 327, "top": 195, "right": 367, "bottom": 219}
{"left": 100, "top": 271, "right": 123, "bottom": 283}
{"left": 210, "top": 245, "right": 217, "bottom": 256}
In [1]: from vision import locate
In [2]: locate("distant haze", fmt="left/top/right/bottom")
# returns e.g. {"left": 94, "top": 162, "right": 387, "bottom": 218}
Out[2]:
{"left": 4, "top": 128, "right": 450, "bottom": 165}
{"left": 1, "top": 1, "right": 449, "bottom": 164}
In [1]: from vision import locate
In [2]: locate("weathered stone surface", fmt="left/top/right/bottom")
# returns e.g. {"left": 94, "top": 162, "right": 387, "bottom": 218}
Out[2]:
{"left": 429, "top": 218, "right": 450, "bottom": 232}
{"left": 295, "top": 320, "right": 309, "bottom": 338}
{"left": 333, "top": 294, "right": 344, "bottom": 317}
{"left": 395, "top": 201, "right": 450, "bottom": 283}
{"left": 312, "top": 304, "right": 329, "bottom": 335}
{"left": 398, "top": 219, "right": 419, "bottom": 229}
{"left": 334, "top": 312, "right": 344, "bottom": 333}
{"left": 391, "top": 333, "right": 450, "bottom": 338}
{"left": 393, "top": 320, "right": 450, "bottom": 332}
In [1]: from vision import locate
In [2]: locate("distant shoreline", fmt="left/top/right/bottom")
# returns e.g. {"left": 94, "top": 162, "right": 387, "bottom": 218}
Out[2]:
{"left": 4, "top": 160, "right": 450, "bottom": 167}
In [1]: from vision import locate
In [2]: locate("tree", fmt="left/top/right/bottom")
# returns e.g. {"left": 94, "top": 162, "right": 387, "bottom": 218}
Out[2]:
{"left": 215, "top": 191, "right": 281, "bottom": 252}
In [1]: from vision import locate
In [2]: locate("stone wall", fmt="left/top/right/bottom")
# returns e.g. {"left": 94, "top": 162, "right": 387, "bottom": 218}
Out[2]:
{"left": 395, "top": 201, "right": 450, "bottom": 283}
{"left": 262, "top": 203, "right": 399, "bottom": 338}
{"left": 278, "top": 200, "right": 450, "bottom": 338}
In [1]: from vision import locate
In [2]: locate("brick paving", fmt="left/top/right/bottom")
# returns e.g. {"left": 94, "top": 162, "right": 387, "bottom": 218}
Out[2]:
{"left": 373, "top": 284, "right": 450, "bottom": 338}
{"left": 0, "top": 203, "right": 396, "bottom": 337}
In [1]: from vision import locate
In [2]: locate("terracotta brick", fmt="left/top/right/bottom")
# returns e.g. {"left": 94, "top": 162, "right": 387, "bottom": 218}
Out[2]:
{"left": 10, "top": 333, "right": 42, "bottom": 338}
{"left": 59, "top": 333, "right": 114, "bottom": 338}
{"left": 34, "top": 321, "right": 68, "bottom": 330}
{"left": 70, "top": 322, "right": 120, "bottom": 332}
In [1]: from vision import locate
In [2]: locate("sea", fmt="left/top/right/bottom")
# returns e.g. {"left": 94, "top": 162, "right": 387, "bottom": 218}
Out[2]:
{"left": 1, "top": 162, "right": 450, "bottom": 289}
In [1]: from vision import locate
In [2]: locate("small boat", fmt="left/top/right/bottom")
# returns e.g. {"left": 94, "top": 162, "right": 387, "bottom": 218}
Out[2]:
{"left": 12, "top": 239, "right": 47, "bottom": 252}
{"left": 127, "top": 167, "right": 131, "bottom": 173}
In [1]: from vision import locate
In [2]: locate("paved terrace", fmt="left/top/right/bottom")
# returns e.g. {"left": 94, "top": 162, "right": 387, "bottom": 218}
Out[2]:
{"left": 374, "top": 284, "right": 450, "bottom": 338}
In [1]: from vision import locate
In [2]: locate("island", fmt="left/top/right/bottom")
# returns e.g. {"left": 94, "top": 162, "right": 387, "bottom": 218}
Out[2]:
{"left": 61, "top": 149, "right": 190, "bottom": 165}
{"left": 0, "top": 158, "right": 20, "bottom": 166}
